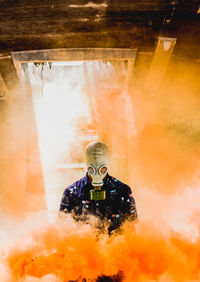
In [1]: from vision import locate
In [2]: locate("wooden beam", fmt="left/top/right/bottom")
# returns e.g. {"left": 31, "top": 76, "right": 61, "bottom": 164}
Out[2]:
{"left": 0, "top": 55, "right": 21, "bottom": 91}
{"left": 0, "top": 73, "right": 8, "bottom": 99}
{"left": 144, "top": 37, "right": 176, "bottom": 94}
{"left": 12, "top": 48, "right": 137, "bottom": 63}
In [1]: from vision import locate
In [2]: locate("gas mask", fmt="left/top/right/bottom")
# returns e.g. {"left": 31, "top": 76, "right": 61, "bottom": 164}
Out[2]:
{"left": 85, "top": 141, "right": 110, "bottom": 201}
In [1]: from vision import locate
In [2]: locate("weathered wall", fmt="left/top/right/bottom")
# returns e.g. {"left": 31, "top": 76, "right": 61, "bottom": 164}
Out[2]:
{"left": 0, "top": 0, "right": 199, "bottom": 57}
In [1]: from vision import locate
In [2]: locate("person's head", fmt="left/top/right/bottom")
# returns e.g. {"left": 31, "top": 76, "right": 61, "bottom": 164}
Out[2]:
{"left": 85, "top": 141, "right": 110, "bottom": 188}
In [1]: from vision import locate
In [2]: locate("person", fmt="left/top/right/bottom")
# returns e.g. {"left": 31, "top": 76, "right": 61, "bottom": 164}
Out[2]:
{"left": 59, "top": 141, "right": 138, "bottom": 234}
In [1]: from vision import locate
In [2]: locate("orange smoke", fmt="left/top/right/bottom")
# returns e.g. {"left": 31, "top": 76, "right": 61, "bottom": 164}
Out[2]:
{"left": 130, "top": 60, "right": 200, "bottom": 194}
{"left": 1, "top": 53, "right": 200, "bottom": 282}
{"left": 5, "top": 218, "right": 200, "bottom": 282}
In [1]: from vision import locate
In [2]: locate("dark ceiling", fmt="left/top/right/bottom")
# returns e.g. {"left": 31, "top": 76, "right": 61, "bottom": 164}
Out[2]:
{"left": 0, "top": 0, "right": 199, "bottom": 58}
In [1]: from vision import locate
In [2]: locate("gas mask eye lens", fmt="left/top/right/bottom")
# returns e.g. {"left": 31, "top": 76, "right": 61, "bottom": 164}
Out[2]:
{"left": 88, "top": 166, "right": 95, "bottom": 175}
{"left": 99, "top": 166, "right": 107, "bottom": 175}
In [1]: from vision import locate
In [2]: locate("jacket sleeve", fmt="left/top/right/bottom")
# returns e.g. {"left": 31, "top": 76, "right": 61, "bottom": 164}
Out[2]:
{"left": 59, "top": 188, "right": 73, "bottom": 213}
{"left": 125, "top": 186, "right": 138, "bottom": 221}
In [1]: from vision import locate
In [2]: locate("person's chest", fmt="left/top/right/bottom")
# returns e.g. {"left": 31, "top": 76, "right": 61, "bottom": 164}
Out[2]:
{"left": 77, "top": 184, "right": 125, "bottom": 216}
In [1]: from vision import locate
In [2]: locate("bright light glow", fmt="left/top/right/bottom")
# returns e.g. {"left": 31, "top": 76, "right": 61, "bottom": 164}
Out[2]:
{"left": 68, "top": 2, "right": 108, "bottom": 8}
{"left": 27, "top": 62, "right": 92, "bottom": 221}
{"left": 159, "top": 37, "right": 176, "bottom": 52}
{"left": 52, "top": 61, "right": 84, "bottom": 67}
{"left": 163, "top": 40, "right": 172, "bottom": 51}
{"left": 57, "top": 163, "right": 86, "bottom": 169}
{"left": 26, "top": 60, "right": 134, "bottom": 222}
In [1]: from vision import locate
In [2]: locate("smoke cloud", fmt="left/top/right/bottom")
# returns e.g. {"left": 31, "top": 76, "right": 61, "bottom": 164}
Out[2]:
{"left": 3, "top": 215, "right": 200, "bottom": 281}
{"left": 0, "top": 54, "right": 200, "bottom": 281}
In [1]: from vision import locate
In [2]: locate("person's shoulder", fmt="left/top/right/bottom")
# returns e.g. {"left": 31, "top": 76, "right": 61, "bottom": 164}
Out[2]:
{"left": 107, "top": 174, "right": 131, "bottom": 192}
{"left": 63, "top": 174, "right": 88, "bottom": 195}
